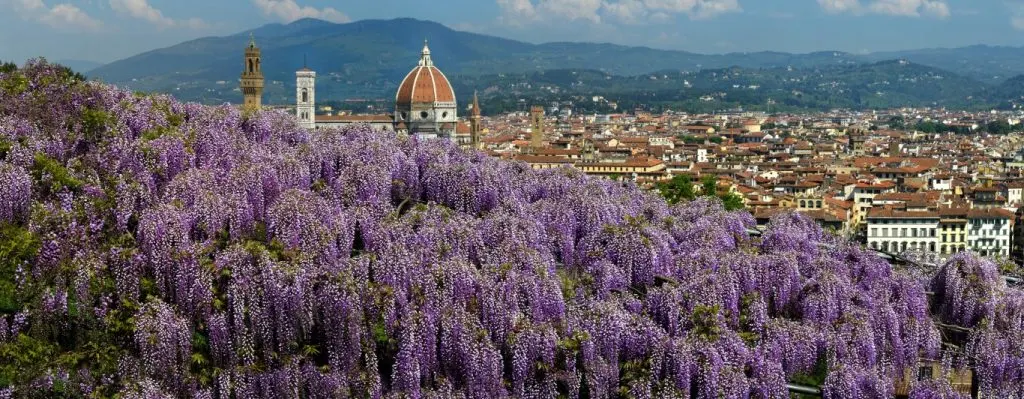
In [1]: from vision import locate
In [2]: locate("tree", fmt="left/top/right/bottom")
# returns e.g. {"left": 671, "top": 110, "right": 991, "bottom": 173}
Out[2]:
{"left": 701, "top": 175, "right": 718, "bottom": 197}
{"left": 720, "top": 192, "right": 746, "bottom": 211}
{"left": 888, "top": 116, "right": 906, "bottom": 130}
{"left": 657, "top": 175, "right": 696, "bottom": 205}
{"left": 700, "top": 175, "right": 745, "bottom": 211}
{"left": 985, "top": 120, "right": 1012, "bottom": 135}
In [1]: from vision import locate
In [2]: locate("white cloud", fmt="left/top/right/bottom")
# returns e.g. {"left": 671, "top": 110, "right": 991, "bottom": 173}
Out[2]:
{"left": 869, "top": 0, "right": 948, "bottom": 18}
{"left": 108, "top": 0, "right": 208, "bottom": 29}
{"left": 12, "top": 0, "right": 45, "bottom": 11}
{"left": 251, "top": 0, "right": 350, "bottom": 24}
{"left": 8, "top": 0, "right": 104, "bottom": 31}
{"left": 817, "top": 0, "right": 950, "bottom": 18}
{"left": 497, "top": 0, "right": 740, "bottom": 25}
{"left": 1012, "top": 2, "right": 1024, "bottom": 30}
{"left": 817, "top": 0, "right": 861, "bottom": 13}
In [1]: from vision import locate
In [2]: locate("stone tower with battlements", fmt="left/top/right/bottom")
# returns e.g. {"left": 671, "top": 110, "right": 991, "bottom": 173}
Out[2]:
{"left": 241, "top": 34, "right": 264, "bottom": 110}
{"left": 530, "top": 105, "right": 545, "bottom": 148}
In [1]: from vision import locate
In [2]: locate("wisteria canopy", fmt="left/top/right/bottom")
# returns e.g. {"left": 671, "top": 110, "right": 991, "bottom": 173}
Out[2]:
{"left": 0, "top": 60, "right": 1022, "bottom": 398}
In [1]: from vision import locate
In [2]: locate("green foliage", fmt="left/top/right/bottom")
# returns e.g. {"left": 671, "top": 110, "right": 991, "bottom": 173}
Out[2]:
{"left": 1, "top": 69, "right": 28, "bottom": 95}
{"left": 31, "top": 153, "right": 83, "bottom": 194}
{"left": 80, "top": 108, "right": 112, "bottom": 143}
{"left": 657, "top": 175, "right": 745, "bottom": 211}
{"left": 737, "top": 293, "right": 762, "bottom": 346}
{"left": 0, "top": 138, "right": 11, "bottom": 161}
{"left": 691, "top": 304, "right": 722, "bottom": 342}
{"left": 557, "top": 268, "right": 594, "bottom": 300}
{"left": 701, "top": 176, "right": 717, "bottom": 198}
{"left": 678, "top": 135, "right": 722, "bottom": 144}
{"left": 720, "top": 192, "right": 746, "bottom": 211}
{"left": 657, "top": 175, "right": 696, "bottom": 205}
{"left": 888, "top": 116, "right": 906, "bottom": 129}
{"left": 0, "top": 61, "right": 16, "bottom": 75}
{"left": 0, "top": 334, "right": 60, "bottom": 388}
{"left": 790, "top": 354, "right": 829, "bottom": 389}
{"left": 0, "top": 223, "right": 40, "bottom": 314}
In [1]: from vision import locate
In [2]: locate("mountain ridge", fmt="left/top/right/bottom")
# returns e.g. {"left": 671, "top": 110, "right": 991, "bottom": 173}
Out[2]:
{"left": 86, "top": 18, "right": 1024, "bottom": 108}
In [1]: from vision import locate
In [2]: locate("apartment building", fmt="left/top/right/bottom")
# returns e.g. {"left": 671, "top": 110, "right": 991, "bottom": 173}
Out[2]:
{"left": 938, "top": 207, "right": 968, "bottom": 255}
{"left": 967, "top": 209, "right": 1014, "bottom": 258}
{"left": 866, "top": 208, "right": 939, "bottom": 254}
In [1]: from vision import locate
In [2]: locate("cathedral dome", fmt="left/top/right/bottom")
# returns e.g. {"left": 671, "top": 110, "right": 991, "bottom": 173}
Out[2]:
{"left": 393, "top": 41, "right": 457, "bottom": 135}
{"left": 395, "top": 42, "right": 456, "bottom": 108}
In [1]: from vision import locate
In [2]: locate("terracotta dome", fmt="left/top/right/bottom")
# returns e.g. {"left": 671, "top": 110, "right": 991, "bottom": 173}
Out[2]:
{"left": 395, "top": 42, "right": 455, "bottom": 105}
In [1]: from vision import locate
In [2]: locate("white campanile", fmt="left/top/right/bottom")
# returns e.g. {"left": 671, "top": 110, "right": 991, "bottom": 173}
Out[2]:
{"left": 296, "top": 64, "right": 316, "bottom": 130}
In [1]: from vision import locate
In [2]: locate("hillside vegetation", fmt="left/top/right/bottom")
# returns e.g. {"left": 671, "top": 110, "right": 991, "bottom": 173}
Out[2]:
{"left": 86, "top": 18, "right": 1024, "bottom": 109}
{"left": 1, "top": 60, "right": 1022, "bottom": 398}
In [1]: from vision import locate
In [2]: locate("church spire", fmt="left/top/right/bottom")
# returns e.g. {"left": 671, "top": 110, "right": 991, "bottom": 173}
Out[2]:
{"left": 472, "top": 91, "right": 480, "bottom": 117}
{"left": 418, "top": 39, "right": 433, "bottom": 67}
{"left": 470, "top": 90, "right": 482, "bottom": 150}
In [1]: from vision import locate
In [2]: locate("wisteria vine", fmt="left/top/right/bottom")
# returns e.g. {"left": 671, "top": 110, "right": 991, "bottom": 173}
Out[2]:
{"left": 0, "top": 59, "right": 1021, "bottom": 398}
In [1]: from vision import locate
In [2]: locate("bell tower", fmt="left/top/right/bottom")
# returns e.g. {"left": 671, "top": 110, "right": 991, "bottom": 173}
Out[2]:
{"left": 470, "top": 91, "right": 482, "bottom": 149}
{"left": 296, "top": 56, "right": 316, "bottom": 130}
{"left": 241, "top": 33, "right": 264, "bottom": 110}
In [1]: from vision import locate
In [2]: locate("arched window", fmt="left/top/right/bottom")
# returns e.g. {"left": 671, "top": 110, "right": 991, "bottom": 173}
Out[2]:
{"left": 256, "top": 58, "right": 260, "bottom": 72}
{"left": 800, "top": 200, "right": 806, "bottom": 208}
{"left": 248, "top": 59, "right": 254, "bottom": 73}
{"left": 301, "top": 88, "right": 308, "bottom": 103}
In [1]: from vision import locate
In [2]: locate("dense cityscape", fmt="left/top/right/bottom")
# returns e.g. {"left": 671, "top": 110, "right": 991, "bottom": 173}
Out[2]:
{"left": 4, "top": 1, "right": 1024, "bottom": 398}
{"left": 264, "top": 36, "right": 1024, "bottom": 266}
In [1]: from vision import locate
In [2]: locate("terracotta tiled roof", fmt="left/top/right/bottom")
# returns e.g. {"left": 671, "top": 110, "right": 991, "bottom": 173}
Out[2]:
{"left": 967, "top": 208, "right": 1014, "bottom": 219}
{"left": 316, "top": 114, "right": 392, "bottom": 123}
{"left": 867, "top": 208, "right": 939, "bottom": 219}
{"left": 396, "top": 66, "right": 455, "bottom": 104}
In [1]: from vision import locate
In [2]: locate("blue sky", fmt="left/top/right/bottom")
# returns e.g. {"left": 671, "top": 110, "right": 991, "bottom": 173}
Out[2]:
{"left": 3, "top": 0, "right": 1024, "bottom": 64}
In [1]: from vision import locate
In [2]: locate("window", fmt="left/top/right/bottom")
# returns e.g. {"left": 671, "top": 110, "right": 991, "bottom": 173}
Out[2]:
{"left": 871, "top": 228, "right": 877, "bottom": 237}
{"left": 301, "top": 89, "right": 308, "bottom": 103}
{"left": 420, "top": 111, "right": 429, "bottom": 119}
{"left": 248, "top": 59, "right": 254, "bottom": 73}
{"left": 901, "top": 228, "right": 907, "bottom": 237}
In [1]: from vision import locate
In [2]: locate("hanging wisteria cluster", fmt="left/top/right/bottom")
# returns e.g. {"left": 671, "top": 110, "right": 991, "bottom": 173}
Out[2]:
{"left": 1, "top": 59, "right": 1023, "bottom": 398}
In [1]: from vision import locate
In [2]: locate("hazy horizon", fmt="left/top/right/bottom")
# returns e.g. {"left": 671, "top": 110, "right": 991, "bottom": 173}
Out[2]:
{"left": 3, "top": 0, "right": 1024, "bottom": 65}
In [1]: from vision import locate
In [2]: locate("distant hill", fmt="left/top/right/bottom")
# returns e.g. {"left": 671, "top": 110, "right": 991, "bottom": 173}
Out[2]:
{"left": 452, "top": 60, "right": 995, "bottom": 113}
{"left": 55, "top": 59, "right": 104, "bottom": 73}
{"left": 864, "top": 45, "right": 1024, "bottom": 84}
{"left": 88, "top": 18, "right": 1024, "bottom": 108}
